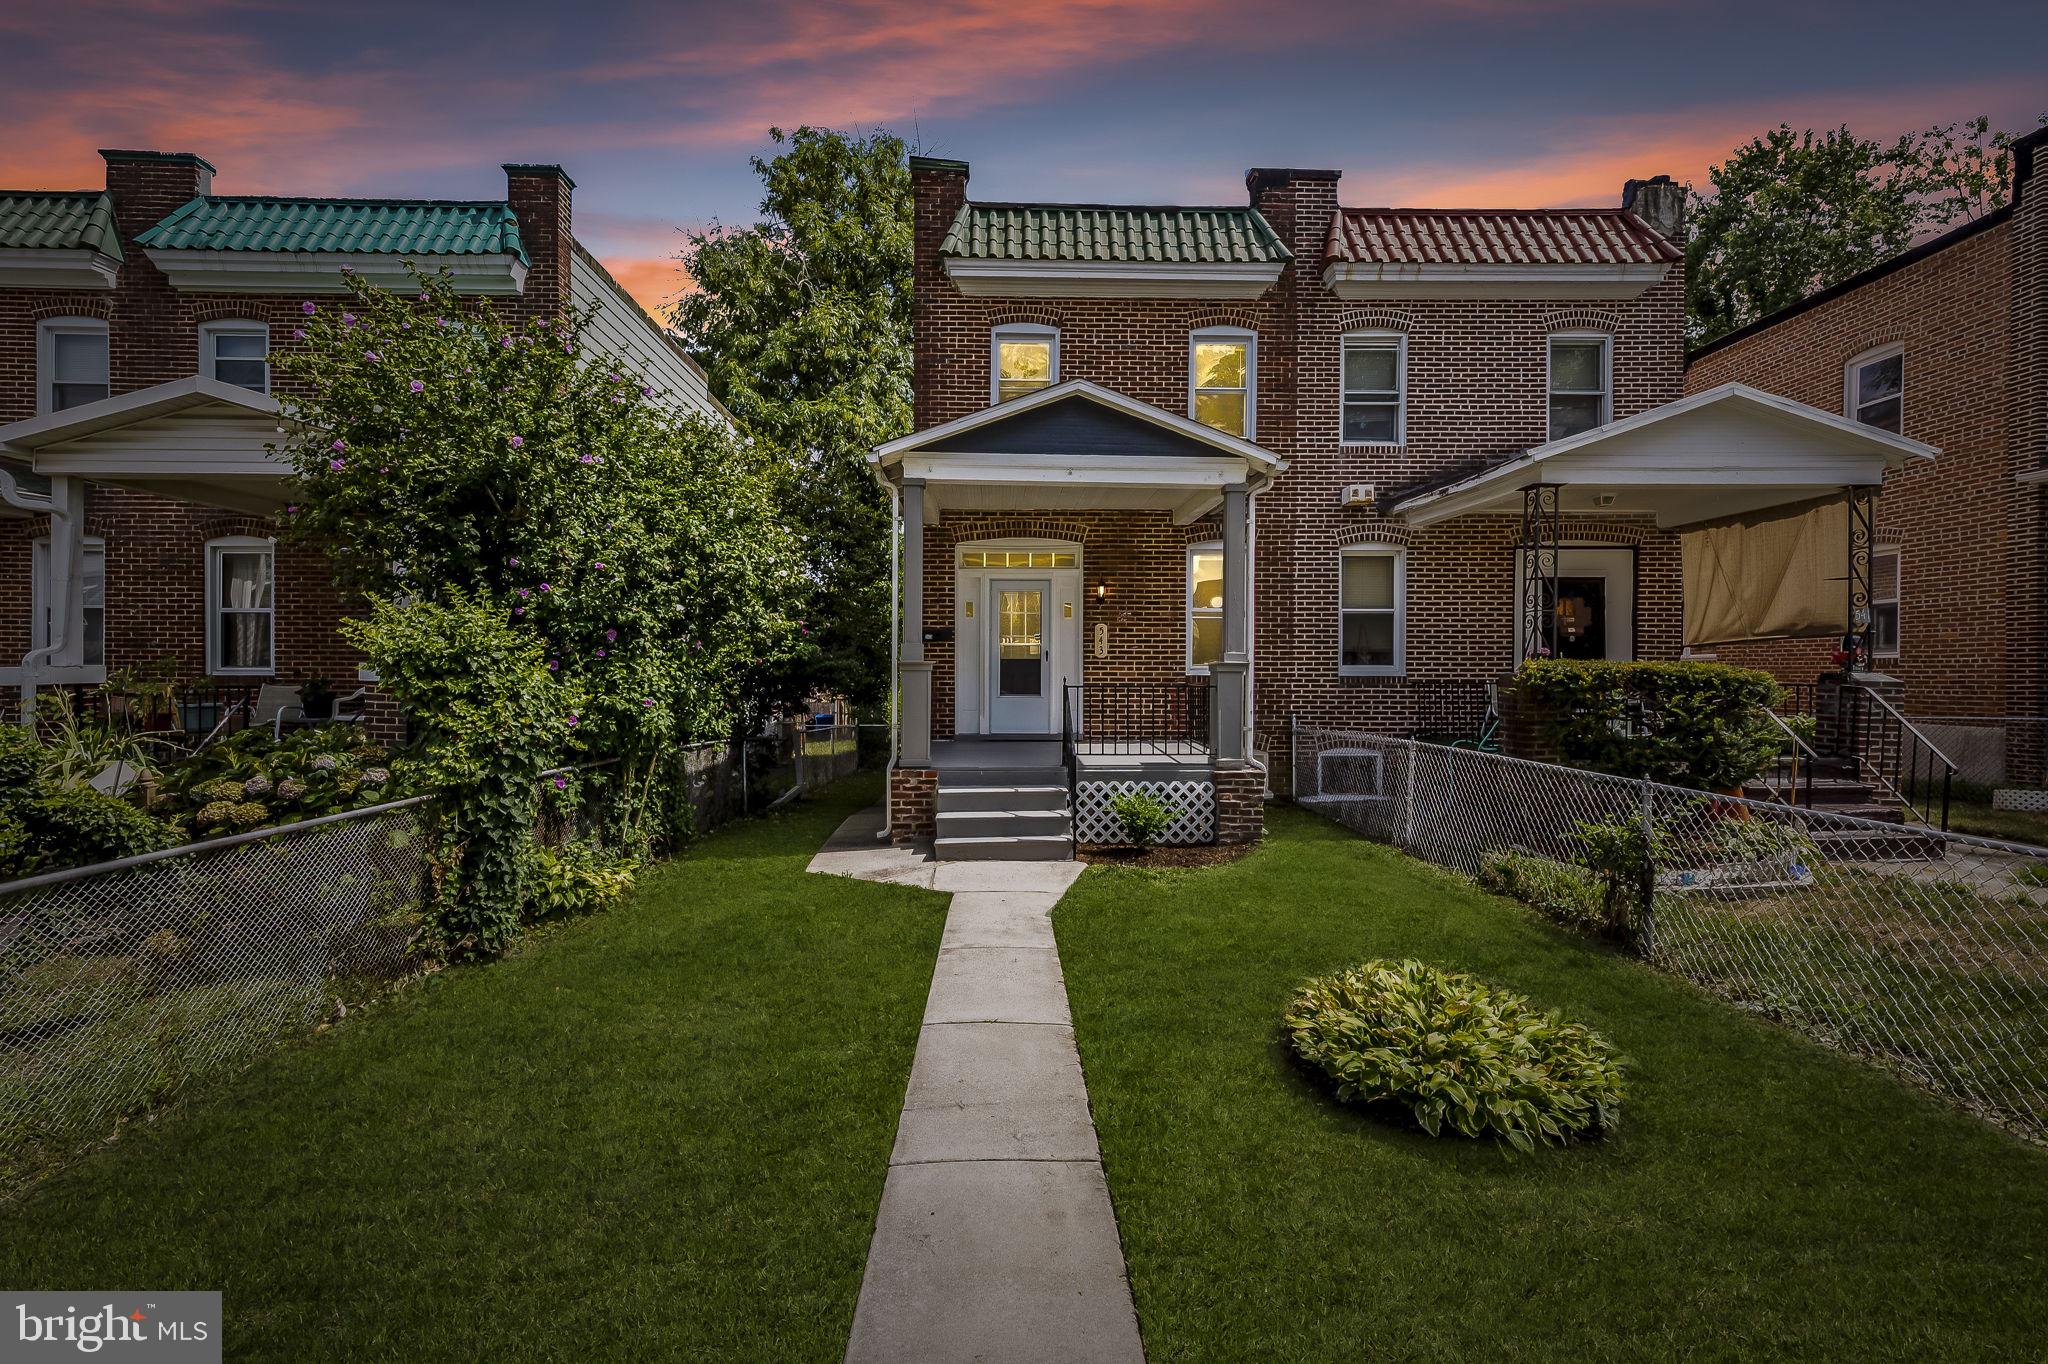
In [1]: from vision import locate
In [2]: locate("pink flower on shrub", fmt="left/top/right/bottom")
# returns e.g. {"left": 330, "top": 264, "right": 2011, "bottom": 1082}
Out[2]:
{"left": 514, "top": 607, "right": 525, "bottom": 616}
{"left": 538, "top": 582, "right": 551, "bottom": 592}
{"left": 641, "top": 698, "right": 654, "bottom": 707}
{"left": 595, "top": 648, "right": 607, "bottom": 658}
{"left": 328, "top": 458, "right": 346, "bottom": 472}
{"left": 604, "top": 628, "right": 617, "bottom": 642}
{"left": 578, "top": 454, "right": 594, "bottom": 464}
{"left": 546, "top": 659, "right": 559, "bottom": 671}
{"left": 339, "top": 264, "right": 353, "bottom": 274}
{"left": 364, "top": 350, "right": 379, "bottom": 362}
{"left": 552, "top": 775, "right": 567, "bottom": 790}
{"left": 330, "top": 439, "right": 346, "bottom": 452}
{"left": 509, "top": 435, "right": 524, "bottom": 448}
{"left": 409, "top": 380, "right": 425, "bottom": 393}
{"left": 292, "top": 328, "right": 306, "bottom": 341}
{"left": 418, "top": 292, "right": 430, "bottom": 302}
{"left": 641, "top": 386, "right": 653, "bottom": 398}
{"left": 594, "top": 561, "right": 605, "bottom": 571}
{"left": 565, "top": 713, "right": 579, "bottom": 727}
{"left": 342, "top": 312, "right": 356, "bottom": 326}
{"left": 301, "top": 301, "right": 316, "bottom": 315}
{"left": 517, "top": 587, "right": 530, "bottom": 599}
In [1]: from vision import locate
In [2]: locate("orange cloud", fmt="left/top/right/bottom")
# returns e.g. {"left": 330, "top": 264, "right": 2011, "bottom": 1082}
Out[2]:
{"left": 604, "top": 254, "right": 693, "bottom": 321}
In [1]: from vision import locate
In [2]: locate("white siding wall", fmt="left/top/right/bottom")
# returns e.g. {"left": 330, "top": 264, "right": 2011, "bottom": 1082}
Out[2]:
{"left": 568, "top": 243, "right": 725, "bottom": 426}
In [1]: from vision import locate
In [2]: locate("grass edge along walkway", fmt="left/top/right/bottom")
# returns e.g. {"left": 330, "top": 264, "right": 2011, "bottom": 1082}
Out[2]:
{"left": 1054, "top": 803, "right": 2048, "bottom": 1364}
{"left": 0, "top": 773, "right": 946, "bottom": 1363}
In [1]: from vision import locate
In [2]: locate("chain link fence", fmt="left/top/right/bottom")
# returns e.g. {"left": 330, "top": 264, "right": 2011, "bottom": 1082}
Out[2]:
{"left": 1, "top": 722, "right": 889, "bottom": 1177}
{"left": 1291, "top": 724, "right": 2048, "bottom": 1143}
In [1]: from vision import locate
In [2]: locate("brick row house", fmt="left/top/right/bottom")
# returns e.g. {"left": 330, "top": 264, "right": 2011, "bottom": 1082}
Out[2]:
{"left": 0, "top": 149, "right": 722, "bottom": 731}
{"left": 880, "top": 156, "right": 1935, "bottom": 857}
{"left": 1685, "top": 127, "right": 2048, "bottom": 796}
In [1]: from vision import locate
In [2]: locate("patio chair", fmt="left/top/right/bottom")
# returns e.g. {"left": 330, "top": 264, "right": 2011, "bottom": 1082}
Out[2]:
{"left": 273, "top": 686, "right": 369, "bottom": 739}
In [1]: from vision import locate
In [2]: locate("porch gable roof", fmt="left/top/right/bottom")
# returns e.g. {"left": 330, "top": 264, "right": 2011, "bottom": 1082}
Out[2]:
{"left": 872, "top": 379, "right": 1283, "bottom": 473}
{"left": 1389, "top": 382, "right": 1937, "bottom": 528}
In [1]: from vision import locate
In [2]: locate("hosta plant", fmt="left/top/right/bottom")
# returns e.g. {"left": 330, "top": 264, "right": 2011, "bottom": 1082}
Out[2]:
{"left": 1284, "top": 958, "right": 1627, "bottom": 1152}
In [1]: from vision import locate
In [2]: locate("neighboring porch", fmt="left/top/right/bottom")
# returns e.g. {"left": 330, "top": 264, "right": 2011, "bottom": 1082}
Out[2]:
{"left": 871, "top": 380, "right": 1279, "bottom": 857}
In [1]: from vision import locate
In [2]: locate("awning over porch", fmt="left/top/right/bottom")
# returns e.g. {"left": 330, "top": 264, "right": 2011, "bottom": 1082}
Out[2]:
{"left": 870, "top": 378, "right": 1283, "bottom": 524}
{"left": 1389, "top": 383, "right": 1935, "bottom": 529}
{"left": 0, "top": 375, "right": 293, "bottom": 514}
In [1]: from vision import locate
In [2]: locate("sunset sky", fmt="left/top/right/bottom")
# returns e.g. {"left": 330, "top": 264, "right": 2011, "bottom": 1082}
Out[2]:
{"left": 1, "top": 0, "right": 2041, "bottom": 319}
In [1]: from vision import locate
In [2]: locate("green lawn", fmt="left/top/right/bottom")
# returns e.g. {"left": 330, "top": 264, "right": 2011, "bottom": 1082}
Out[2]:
{"left": 1055, "top": 805, "right": 2048, "bottom": 1363}
{"left": 0, "top": 774, "right": 943, "bottom": 1363}
{"left": 1947, "top": 798, "right": 2048, "bottom": 848}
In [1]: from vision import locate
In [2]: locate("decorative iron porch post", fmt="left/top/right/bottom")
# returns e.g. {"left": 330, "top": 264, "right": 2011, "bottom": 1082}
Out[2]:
{"left": 1844, "top": 483, "right": 1875, "bottom": 673}
{"left": 1519, "top": 483, "right": 1563, "bottom": 660}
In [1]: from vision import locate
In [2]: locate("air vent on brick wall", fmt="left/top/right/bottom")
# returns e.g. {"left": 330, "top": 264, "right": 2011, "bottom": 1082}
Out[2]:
{"left": 1341, "top": 483, "right": 1376, "bottom": 509}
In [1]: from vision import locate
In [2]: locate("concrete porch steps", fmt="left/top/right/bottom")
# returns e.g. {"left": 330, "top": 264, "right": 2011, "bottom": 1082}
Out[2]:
{"left": 936, "top": 776, "right": 1073, "bottom": 861}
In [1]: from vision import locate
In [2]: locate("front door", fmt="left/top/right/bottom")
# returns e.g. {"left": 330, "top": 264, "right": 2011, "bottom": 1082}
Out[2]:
{"left": 1554, "top": 576, "right": 1608, "bottom": 660}
{"left": 988, "top": 578, "right": 1052, "bottom": 733}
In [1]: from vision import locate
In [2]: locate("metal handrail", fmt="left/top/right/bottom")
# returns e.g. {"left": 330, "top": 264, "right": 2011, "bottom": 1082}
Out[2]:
{"left": 1761, "top": 709, "right": 1819, "bottom": 810}
{"left": 1847, "top": 683, "right": 1956, "bottom": 831}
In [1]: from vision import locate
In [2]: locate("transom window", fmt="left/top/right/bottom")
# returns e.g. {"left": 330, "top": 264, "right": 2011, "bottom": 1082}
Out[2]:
{"left": 1189, "top": 329, "right": 1254, "bottom": 439}
{"left": 1187, "top": 543, "right": 1222, "bottom": 671}
{"left": 1871, "top": 548, "right": 1900, "bottom": 658}
{"left": 1846, "top": 345, "right": 1903, "bottom": 434}
{"left": 202, "top": 321, "right": 270, "bottom": 393}
{"left": 207, "top": 537, "right": 275, "bottom": 675}
{"left": 1341, "top": 334, "right": 1404, "bottom": 444}
{"left": 992, "top": 325, "right": 1058, "bottom": 403}
{"left": 1339, "top": 547, "right": 1404, "bottom": 676}
{"left": 961, "top": 549, "right": 1075, "bottom": 569}
{"left": 1548, "top": 335, "right": 1610, "bottom": 440}
{"left": 39, "top": 318, "right": 109, "bottom": 414}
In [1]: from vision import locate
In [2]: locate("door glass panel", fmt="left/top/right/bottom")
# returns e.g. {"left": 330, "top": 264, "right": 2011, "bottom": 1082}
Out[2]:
{"left": 997, "top": 590, "right": 1043, "bottom": 696}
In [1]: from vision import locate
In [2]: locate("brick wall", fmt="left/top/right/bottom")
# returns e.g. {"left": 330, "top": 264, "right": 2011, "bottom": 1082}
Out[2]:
{"left": 0, "top": 152, "right": 577, "bottom": 689}
{"left": 887, "top": 766, "right": 937, "bottom": 843}
{"left": 909, "top": 159, "right": 1689, "bottom": 757}
{"left": 1684, "top": 218, "right": 2014, "bottom": 719}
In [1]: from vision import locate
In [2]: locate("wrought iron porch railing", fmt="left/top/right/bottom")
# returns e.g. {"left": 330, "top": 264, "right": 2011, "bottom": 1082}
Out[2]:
{"left": 1061, "top": 680, "right": 1212, "bottom": 757}
{"left": 1839, "top": 683, "right": 1956, "bottom": 831}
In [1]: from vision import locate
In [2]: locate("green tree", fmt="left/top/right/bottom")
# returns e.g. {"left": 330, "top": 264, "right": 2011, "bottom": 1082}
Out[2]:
{"left": 676, "top": 126, "right": 912, "bottom": 711}
{"left": 1899, "top": 115, "right": 2045, "bottom": 227}
{"left": 274, "top": 268, "right": 808, "bottom": 768}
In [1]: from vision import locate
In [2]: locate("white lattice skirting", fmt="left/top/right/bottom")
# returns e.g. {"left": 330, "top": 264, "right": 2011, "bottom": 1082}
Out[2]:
{"left": 1075, "top": 779, "right": 1216, "bottom": 846}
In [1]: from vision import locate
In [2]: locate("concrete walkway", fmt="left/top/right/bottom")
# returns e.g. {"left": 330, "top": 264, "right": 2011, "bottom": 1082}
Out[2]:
{"left": 808, "top": 806, "right": 1145, "bottom": 1364}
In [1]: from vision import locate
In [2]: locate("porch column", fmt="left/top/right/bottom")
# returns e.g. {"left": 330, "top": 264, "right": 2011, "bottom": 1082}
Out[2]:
{"left": 1844, "top": 483, "right": 1875, "bottom": 672}
{"left": 1210, "top": 483, "right": 1249, "bottom": 766}
{"left": 898, "top": 478, "right": 932, "bottom": 766}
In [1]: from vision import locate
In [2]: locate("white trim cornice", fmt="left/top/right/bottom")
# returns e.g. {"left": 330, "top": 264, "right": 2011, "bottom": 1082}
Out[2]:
{"left": 0, "top": 374, "right": 281, "bottom": 452}
{"left": 944, "top": 256, "right": 1284, "bottom": 299}
{"left": 142, "top": 248, "right": 527, "bottom": 295}
{"left": 1322, "top": 260, "right": 1671, "bottom": 300}
{"left": 0, "top": 247, "right": 120, "bottom": 289}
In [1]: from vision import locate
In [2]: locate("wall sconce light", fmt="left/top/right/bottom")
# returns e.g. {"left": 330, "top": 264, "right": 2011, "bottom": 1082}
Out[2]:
{"left": 1092, "top": 580, "right": 1109, "bottom": 603}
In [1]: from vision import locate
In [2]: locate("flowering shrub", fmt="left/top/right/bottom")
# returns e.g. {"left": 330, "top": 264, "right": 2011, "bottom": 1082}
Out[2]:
{"left": 274, "top": 268, "right": 807, "bottom": 774}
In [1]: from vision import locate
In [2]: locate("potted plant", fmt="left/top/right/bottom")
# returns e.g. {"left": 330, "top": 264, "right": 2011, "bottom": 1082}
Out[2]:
{"left": 298, "top": 677, "right": 336, "bottom": 721}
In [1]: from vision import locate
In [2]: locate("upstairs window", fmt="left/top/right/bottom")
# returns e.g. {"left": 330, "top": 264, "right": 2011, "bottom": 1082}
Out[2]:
{"left": 1341, "top": 334, "right": 1404, "bottom": 444}
{"left": 1190, "top": 329, "right": 1254, "bottom": 438}
{"left": 992, "top": 325, "right": 1057, "bottom": 402}
{"left": 207, "top": 536, "right": 275, "bottom": 675}
{"left": 39, "top": 318, "right": 109, "bottom": 414}
{"left": 1548, "top": 335, "right": 1609, "bottom": 440}
{"left": 1187, "top": 543, "right": 1223, "bottom": 671}
{"left": 202, "top": 321, "right": 270, "bottom": 393}
{"left": 1339, "top": 547, "right": 1404, "bottom": 676}
{"left": 1846, "top": 345, "right": 1903, "bottom": 433}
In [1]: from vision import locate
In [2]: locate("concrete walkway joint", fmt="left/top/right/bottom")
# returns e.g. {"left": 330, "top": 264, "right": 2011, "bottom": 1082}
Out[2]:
{"left": 809, "top": 807, "right": 1144, "bottom": 1364}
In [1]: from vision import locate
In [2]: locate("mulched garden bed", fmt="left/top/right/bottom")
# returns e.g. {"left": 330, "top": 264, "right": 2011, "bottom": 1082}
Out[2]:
{"left": 1077, "top": 843, "right": 1255, "bottom": 869}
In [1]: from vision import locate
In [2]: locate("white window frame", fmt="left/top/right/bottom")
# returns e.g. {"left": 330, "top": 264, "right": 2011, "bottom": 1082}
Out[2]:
{"left": 31, "top": 535, "right": 107, "bottom": 675}
{"left": 990, "top": 324, "right": 1059, "bottom": 404}
{"left": 199, "top": 319, "right": 271, "bottom": 394}
{"left": 1871, "top": 546, "right": 1901, "bottom": 659}
{"left": 1185, "top": 540, "right": 1223, "bottom": 674}
{"left": 1339, "top": 331, "right": 1406, "bottom": 447}
{"left": 1844, "top": 343, "right": 1905, "bottom": 433}
{"left": 37, "top": 316, "right": 110, "bottom": 416}
{"left": 1337, "top": 545, "right": 1406, "bottom": 678}
{"left": 1546, "top": 332, "right": 1611, "bottom": 441}
{"left": 205, "top": 535, "right": 277, "bottom": 677}
{"left": 1188, "top": 327, "right": 1256, "bottom": 440}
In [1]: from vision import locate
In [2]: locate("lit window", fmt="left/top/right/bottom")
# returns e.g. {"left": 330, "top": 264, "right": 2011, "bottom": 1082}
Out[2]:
{"left": 202, "top": 321, "right": 270, "bottom": 393}
{"left": 32, "top": 537, "right": 106, "bottom": 669}
{"left": 961, "top": 550, "right": 1075, "bottom": 569}
{"left": 1872, "top": 549, "right": 1900, "bottom": 657}
{"left": 1548, "top": 335, "right": 1609, "bottom": 440}
{"left": 1339, "top": 548, "right": 1404, "bottom": 676}
{"left": 39, "top": 318, "right": 109, "bottom": 413}
{"left": 207, "top": 537, "right": 275, "bottom": 675}
{"left": 1188, "top": 543, "right": 1222, "bottom": 670}
{"left": 1342, "top": 334, "right": 1404, "bottom": 444}
{"left": 1846, "top": 345, "right": 1903, "bottom": 434}
{"left": 992, "top": 325, "right": 1057, "bottom": 403}
{"left": 1190, "top": 330, "right": 1254, "bottom": 438}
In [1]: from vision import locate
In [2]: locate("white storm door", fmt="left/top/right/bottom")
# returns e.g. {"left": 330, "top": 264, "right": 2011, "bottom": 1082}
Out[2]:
{"left": 988, "top": 578, "right": 1053, "bottom": 733}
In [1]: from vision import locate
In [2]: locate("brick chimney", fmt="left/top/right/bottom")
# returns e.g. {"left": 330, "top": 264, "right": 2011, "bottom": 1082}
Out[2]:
{"left": 1246, "top": 168, "right": 1340, "bottom": 453}
{"left": 100, "top": 149, "right": 214, "bottom": 244}
{"left": 909, "top": 156, "right": 970, "bottom": 427}
{"left": 1622, "top": 175, "right": 1685, "bottom": 245}
{"left": 503, "top": 163, "right": 575, "bottom": 317}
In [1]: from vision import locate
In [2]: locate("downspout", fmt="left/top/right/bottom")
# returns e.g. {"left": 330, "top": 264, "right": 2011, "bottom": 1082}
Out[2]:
{"left": 883, "top": 479, "right": 901, "bottom": 842}
{"left": 1245, "top": 483, "right": 1269, "bottom": 794}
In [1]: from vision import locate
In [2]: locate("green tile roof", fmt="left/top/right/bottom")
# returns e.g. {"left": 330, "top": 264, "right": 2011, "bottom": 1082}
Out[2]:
{"left": 0, "top": 192, "right": 124, "bottom": 261}
{"left": 940, "top": 203, "right": 1290, "bottom": 264}
{"left": 135, "top": 197, "right": 526, "bottom": 262}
